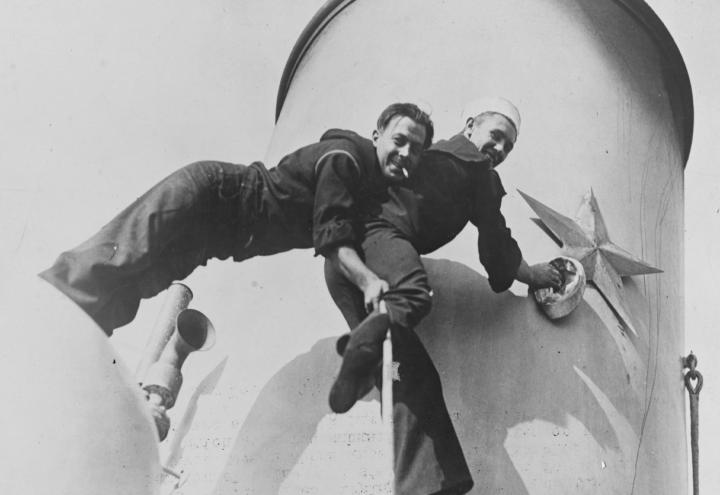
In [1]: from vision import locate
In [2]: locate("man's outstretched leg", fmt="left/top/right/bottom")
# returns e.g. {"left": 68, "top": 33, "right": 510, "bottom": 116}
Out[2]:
{"left": 40, "top": 161, "right": 258, "bottom": 335}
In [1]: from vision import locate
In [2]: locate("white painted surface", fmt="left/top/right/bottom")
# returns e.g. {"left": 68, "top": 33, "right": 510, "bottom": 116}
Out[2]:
{"left": 268, "top": 1, "right": 684, "bottom": 492}
{"left": 0, "top": 277, "right": 161, "bottom": 495}
{"left": 0, "top": 0, "right": 717, "bottom": 493}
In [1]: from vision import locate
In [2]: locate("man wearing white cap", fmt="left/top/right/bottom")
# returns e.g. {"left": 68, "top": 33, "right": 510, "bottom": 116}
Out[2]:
{"left": 325, "top": 97, "right": 561, "bottom": 495}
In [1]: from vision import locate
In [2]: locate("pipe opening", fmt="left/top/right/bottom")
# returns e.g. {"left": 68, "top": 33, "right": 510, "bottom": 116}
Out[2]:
{"left": 176, "top": 309, "right": 215, "bottom": 351}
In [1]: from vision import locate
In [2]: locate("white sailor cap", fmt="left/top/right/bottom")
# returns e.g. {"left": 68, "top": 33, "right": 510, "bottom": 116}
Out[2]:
{"left": 462, "top": 97, "right": 521, "bottom": 135}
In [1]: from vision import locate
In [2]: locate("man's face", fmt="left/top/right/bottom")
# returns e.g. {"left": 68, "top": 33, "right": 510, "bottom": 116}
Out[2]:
{"left": 373, "top": 115, "right": 427, "bottom": 183}
{"left": 467, "top": 113, "right": 517, "bottom": 168}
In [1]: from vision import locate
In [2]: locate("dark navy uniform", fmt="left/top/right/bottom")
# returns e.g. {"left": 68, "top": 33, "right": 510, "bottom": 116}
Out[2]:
{"left": 382, "top": 132, "right": 522, "bottom": 290}
{"left": 325, "top": 133, "right": 523, "bottom": 495}
{"left": 40, "top": 129, "right": 384, "bottom": 335}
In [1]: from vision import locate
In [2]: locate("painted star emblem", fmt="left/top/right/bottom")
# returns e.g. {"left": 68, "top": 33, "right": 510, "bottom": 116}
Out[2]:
{"left": 518, "top": 189, "right": 662, "bottom": 336}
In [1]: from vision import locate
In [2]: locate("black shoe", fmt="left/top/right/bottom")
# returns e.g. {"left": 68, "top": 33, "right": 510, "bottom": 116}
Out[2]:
{"left": 336, "top": 333, "right": 350, "bottom": 356}
{"left": 329, "top": 312, "right": 390, "bottom": 413}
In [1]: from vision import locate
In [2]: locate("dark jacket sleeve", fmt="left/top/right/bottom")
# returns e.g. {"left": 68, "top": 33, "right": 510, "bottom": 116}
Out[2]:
{"left": 471, "top": 170, "right": 523, "bottom": 292}
{"left": 312, "top": 148, "right": 363, "bottom": 256}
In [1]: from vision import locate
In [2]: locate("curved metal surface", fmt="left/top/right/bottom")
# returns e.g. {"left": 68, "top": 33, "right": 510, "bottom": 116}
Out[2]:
{"left": 275, "top": 0, "right": 693, "bottom": 163}
{"left": 275, "top": 0, "right": 355, "bottom": 122}
{"left": 258, "top": 1, "right": 688, "bottom": 493}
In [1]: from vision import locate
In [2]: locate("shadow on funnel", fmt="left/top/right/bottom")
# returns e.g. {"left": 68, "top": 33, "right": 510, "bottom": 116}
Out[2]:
{"left": 213, "top": 258, "right": 644, "bottom": 494}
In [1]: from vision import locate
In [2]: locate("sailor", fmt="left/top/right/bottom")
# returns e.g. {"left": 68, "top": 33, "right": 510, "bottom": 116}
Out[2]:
{"left": 40, "top": 103, "right": 433, "bottom": 335}
{"left": 325, "top": 97, "right": 562, "bottom": 495}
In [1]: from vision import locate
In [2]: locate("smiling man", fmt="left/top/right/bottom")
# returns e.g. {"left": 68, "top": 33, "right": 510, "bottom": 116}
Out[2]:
{"left": 40, "top": 102, "right": 432, "bottom": 336}
{"left": 325, "top": 97, "right": 561, "bottom": 495}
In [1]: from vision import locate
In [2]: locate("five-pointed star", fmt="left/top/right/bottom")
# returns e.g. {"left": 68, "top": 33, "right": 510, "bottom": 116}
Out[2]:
{"left": 518, "top": 189, "right": 662, "bottom": 336}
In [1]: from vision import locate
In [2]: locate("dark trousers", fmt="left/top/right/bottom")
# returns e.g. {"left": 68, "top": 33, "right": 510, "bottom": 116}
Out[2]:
{"left": 40, "top": 161, "right": 285, "bottom": 335}
{"left": 324, "top": 226, "right": 473, "bottom": 495}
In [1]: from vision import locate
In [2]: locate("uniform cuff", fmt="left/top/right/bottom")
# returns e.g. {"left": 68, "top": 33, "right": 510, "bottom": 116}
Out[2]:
{"left": 313, "top": 222, "right": 356, "bottom": 256}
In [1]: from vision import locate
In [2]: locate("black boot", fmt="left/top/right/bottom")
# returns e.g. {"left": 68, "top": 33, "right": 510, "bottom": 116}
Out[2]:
{"left": 335, "top": 332, "right": 350, "bottom": 356}
{"left": 329, "top": 311, "right": 390, "bottom": 413}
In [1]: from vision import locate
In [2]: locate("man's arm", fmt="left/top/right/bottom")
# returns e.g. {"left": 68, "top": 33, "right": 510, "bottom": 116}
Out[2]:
{"left": 311, "top": 145, "right": 389, "bottom": 311}
{"left": 473, "top": 170, "right": 561, "bottom": 291}
{"left": 515, "top": 258, "right": 562, "bottom": 290}
{"left": 326, "top": 245, "right": 389, "bottom": 313}
{"left": 312, "top": 148, "right": 365, "bottom": 257}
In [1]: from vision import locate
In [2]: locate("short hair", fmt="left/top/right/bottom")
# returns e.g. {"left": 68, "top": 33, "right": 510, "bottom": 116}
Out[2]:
{"left": 376, "top": 103, "right": 434, "bottom": 149}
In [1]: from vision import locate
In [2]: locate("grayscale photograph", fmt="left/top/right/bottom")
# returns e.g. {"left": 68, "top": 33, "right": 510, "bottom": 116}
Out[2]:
{"left": 0, "top": 1, "right": 717, "bottom": 494}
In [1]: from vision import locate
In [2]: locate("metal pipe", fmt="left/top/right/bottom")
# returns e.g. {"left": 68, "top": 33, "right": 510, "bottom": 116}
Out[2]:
{"left": 143, "top": 308, "right": 215, "bottom": 440}
{"left": 135, "top": 282, "right": 193, "bottom": 383}
{"left": 381, "top": 330, "right": 395, "bottom": 493}
{"left": 143, "top": 309, "right": 216, "bottom": 405}
{"left": 379, "top": 301, "right": 395, "bottom": 494}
